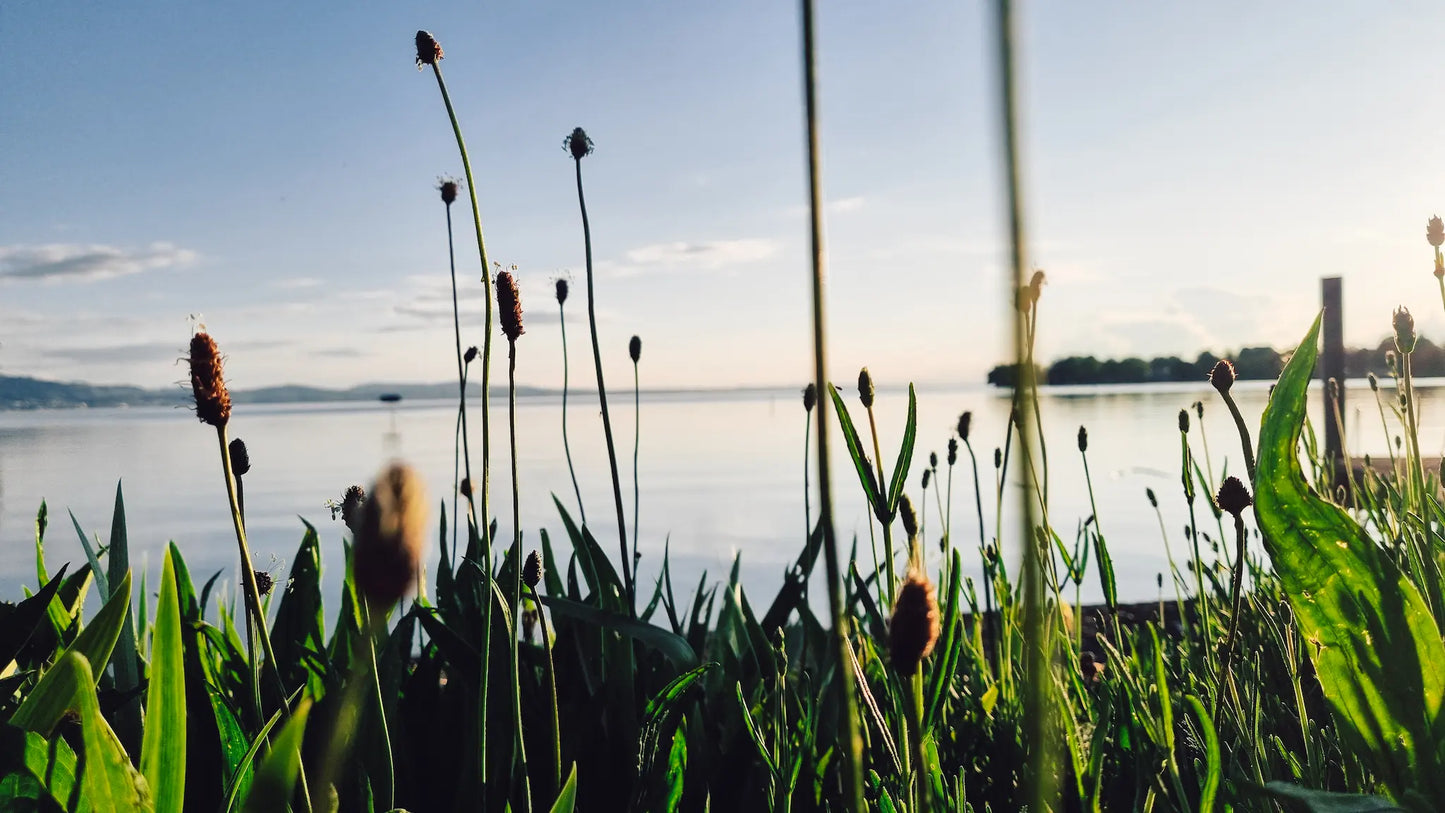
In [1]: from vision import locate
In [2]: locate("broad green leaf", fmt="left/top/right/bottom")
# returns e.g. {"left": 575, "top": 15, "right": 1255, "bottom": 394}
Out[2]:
{"left": 270, "top": 522, "right": 327, "bottom": 699}
{"left": 538, "top": 595, "right": 697, "bottom": 668}
{"left": 827, "top": 385, "right": 884, "bottom": 519}
{"left": 0, "top": 570, "right": 67, "bottom": 674}
{"left": 240, "top": 697, "right": 311, "bottom": 813}
{"left": 548, "top": 763, "right": 578, "bottom": 813}
{"left": 1254, "top": 313, "right": 1445, "bottom": 798}
{"left": 0, "top": 722, "right": 80, "bottom": 811}
{"left": 885, "top": 383, "right": 918, "bottom": 516}
{"left": 1259, "top": 782, "right": 1403, "bottom": 812}
{"left": 140, "top": 547, "right": 186, "bottom": 813}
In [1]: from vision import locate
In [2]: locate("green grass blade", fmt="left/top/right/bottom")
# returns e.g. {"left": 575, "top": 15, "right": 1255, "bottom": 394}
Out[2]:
{"left": 1254, "top": 313, "right": 1445, "bottom": 798}
{"left": 141, "top": 547, "right": 187, "bottom": 813}
{"left": 240, "top": 697, "right": 311, "bottom": 813}
{"left": 1185, "top": 695, "right": 1219, "bottom": 812}
{"left": 68, "top": 509, "right": 110, "bottom": 598}
{"left": 16, "top": 571, "right": 132, "bottom": 716}
{"left": 107, "top": 482, "right": 143, "bottom": 756}
{"left": 270, "top": 522, "right": 327, "bottom": 698}
{"left": 548, "top": 763, "right": 578, "bottom": 813}
{"left": 828, "top": 384, "right": 884, "bottom": 517}
{"left": 885, "top": 383, "right": 918, "bottom": 516}
{"left": 221, "top": 700, "right": 291, "bottom": 813}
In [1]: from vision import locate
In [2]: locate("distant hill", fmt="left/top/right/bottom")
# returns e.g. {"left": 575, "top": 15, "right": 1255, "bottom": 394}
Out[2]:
{"left": 0, "top": 374, "right": 553, "bottom": 411}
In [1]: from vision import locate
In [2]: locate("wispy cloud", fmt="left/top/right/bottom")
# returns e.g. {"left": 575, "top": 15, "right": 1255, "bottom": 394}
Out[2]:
{"left": 273, "top": 277, "right": 324, "bottom": 290}
{"left": 602, "top": 238, "right": 778, "bottom": 277}
{"left": 393, "top": 275, "right": 588, "bottom": 324}
{"left": 0, "top": 242, "right": 197, "bottom": 283}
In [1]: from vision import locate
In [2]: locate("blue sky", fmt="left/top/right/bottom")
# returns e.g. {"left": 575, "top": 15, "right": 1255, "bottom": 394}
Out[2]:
{"left": 4, "top": 2, "right": 1445, "bottom": 391}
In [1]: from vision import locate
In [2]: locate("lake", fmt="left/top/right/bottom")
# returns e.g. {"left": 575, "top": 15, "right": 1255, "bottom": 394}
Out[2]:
{"left": 0, "top": 378, "right": 1435, "bottom": 617}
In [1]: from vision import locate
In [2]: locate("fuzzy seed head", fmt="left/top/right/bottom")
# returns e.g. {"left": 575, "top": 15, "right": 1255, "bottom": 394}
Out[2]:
{"left": 946, "top": 437, "right": 958, "bottom": 466}
{"left": 229, "top": 438, "right": 251, "bottom": 476}
{"left": 899, "top": 493, "right": 919, "bottom": 539}
{"left": 1209, "top": 359, "right": 1236, "bottom": 394}
{"left": 341, "top": 485, "right": 366, "bottom": 536}
{"left": 1429, "top": 215, "right": 1444, "bottom": 248}
{"left": 1215, "top": 475, "right": 1253, "bottom": 518}
{"left": 354, "top": 464, "right": 429, "bottom": 606}
{"left": 188, "top": 332, "right": 231, "bottom": 428}
{"left": 565, "top": 127, "right": 594, "bottom": 160}
{"left": 255, "top": 570, "right": 274, "bottom": 597}
{"left": 1394, "top": 307, "right": 1418, "bottom": 355}
{"left": 439, "top": 178, "right": 459, "bottom": 205}
{"left": 464, "top": 345, "right": 478, "bottom": 364}
{"left": 497, "top": 270, "right": 524, "bottom": 341}
{"left": 1077, "top": 425, "right": 1088, "bottom": 453}
{"left": 1177, "top": 409, "right": 1189, "bottom": 434}
{"left": 802, "top": 383, "right": 817, "bottom": 412}
{"left": 857, "top": 368, "right": 875, "bottom": 408}
{"left": 415, "top": 30, "right": 443, "bottom": 68}
{"left": 523, "top": 550, "right": 544, "bottom": 589}
{"left": 555, "top": 277, "right": 569, "bottom": 305}
{"left": 888, "top": 569, "right": 940, "bottom": 676}
{"left": 957, "top": 411, "right": 972, "bottom": 442}
{"left": 629, "top": 335, "right": 642, "bottom": 364}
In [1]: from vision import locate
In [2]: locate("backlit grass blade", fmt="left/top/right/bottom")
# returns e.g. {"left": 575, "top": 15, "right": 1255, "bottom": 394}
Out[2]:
{"left": 885, "top": 384, "right": 918, "bottom": 517}
{"left": 240, "top": 697, "right": 312, "bottom": 813}
{"left": 1254, "top": 313, "right": 1445, "bottom": 800}
{"left": 141, "top": 546, "right": 187, "bottom": 813}
{"left": 828, "top": 384, "right": 884, "bottom": 517}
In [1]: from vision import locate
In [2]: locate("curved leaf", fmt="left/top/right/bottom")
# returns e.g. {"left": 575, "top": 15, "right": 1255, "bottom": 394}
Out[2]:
{"left": 885, "top": 383, "right": 918, "bottom": 516}
{"left": 827, "top": 385, "right": 883, "bottom": 518}
{"left": 1253, "top": 313, "right": 1445, "bottom": 797}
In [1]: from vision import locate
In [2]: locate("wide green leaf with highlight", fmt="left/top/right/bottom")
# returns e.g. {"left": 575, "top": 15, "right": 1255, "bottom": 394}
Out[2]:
{"left": 140, "top": 547, "right": 186, "bottom": 813}
{"left": 1253, "top": 313, "right": 1445, "bottom": 799}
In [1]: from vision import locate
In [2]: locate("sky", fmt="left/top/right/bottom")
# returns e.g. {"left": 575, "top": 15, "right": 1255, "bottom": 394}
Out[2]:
{"left": 4, "top": 1, "right": 1445, "bottom": 392}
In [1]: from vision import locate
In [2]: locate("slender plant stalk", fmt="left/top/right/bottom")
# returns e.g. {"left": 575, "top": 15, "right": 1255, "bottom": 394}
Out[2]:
{"left": 217, "top": 429, "right": 313, "bottom": 813}
{"left": 1217, "top": 387, "right": 1257, "bottom": 486}
{"left": 507, "top": 338, "right": 534, "bottom": 813}
{"left": 800, "top": 1, "right": 863, "bottom": 807}
{"left": 572, "top": 153, "right": 634, "bottom": 614}
{"left": 991, "top": 0, "right": 1053, "bottom": 809}
{"left": 1214, "top": 512, "right": 1248, "bottom": 697}
{"left": 909, "top": 670, "right": 929, "bottom": 813}
{"left": 365, "top": 604, "right": 396, "bottom": 811}
{"left": 632, "top": 357, "right": 641, "bottom": 572}
{"left": 560, "top": 298, "right": 585, "bottom": 523}
{"left": 528, "top": 583, "right": 562, "bottom": 802}
{"left": 422, "top": 51, "right": 495, "bottom": 794}
{"left": 445, "top": 196, "right": 479, "bottom": 540}
{"left": 804, "top": 408, "right": 813, "bottom": 540}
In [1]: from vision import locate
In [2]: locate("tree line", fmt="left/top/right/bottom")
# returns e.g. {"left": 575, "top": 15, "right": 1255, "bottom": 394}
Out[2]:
{"left": 986, "top": 336, "right": 1445, "bottom": 387}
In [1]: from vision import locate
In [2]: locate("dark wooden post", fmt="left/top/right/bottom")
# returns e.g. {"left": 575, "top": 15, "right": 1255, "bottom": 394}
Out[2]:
{"left": 1322, "top": 277, "right": 1346, "bottom": 490}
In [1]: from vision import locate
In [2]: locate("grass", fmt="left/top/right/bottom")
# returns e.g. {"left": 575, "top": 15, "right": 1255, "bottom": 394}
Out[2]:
{"left": 3, "top": 9, "right": 1445, "bottom": 813}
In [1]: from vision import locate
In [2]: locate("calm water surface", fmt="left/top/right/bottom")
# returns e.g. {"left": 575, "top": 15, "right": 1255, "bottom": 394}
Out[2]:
{"left": 1, "top": 380, "right": 1438, "bottom": 614}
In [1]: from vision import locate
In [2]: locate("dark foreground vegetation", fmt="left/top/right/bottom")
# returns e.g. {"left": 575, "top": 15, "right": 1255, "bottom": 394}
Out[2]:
{"left": 4, "top": 16, "right": 1445, "bottom": 813}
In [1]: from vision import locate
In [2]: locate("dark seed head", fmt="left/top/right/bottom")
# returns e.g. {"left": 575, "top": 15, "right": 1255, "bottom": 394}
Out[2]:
{"left": 1193, "top": 400, "right": 1204, "bottom": 420}
{"left": 229, "top": 438, "right": 251, "bottom": 476}
{"left": 993, "top": 447, "right": 1002, "bottom": 469}
{"left": 889, "top": 569, "right": 940, "bottom": 676}
{"left": 1215, "top": 475, "right": 1253, "bottom": 518}
{"left": 1077, "top": 425, "right": 1088, "bottom": 453}
{"left": 929, "top": 451, "right": 938, "bottom": 470}
{"left": 629, "top": 335, "right": 642, "bottom": 364}
{"left": 459, "top": 477, "right": 472, "bottom": 497}
{"left": 857, "top": 368, "right": 875, "bottom": 409}
{"left": 957, "top": 411, "right": 972, "bottom": 442}
{"left": 1177, "top": 409, "right": 1189, "bottom": 434}
{"left": 255, "top": 570, "right": 274, "bottom": 597}
{"left": 1393, "top": 307, "right": 1417, "bottom": 355}
{"left": 921, "top": 469, "right": 931, "bottom": 490}
{"left": 415, "top": 31, "right": 443, "bottom": 68}
{"left": 463, "top": 346, "right": 478, "bottom": 364}
{"left": 899, "top": 493, "right": 919, "bottom": 539}
{"left": 1209, "top": 359, "right": 1236, "bottom": 394}
{"left": 496, "top": 269, "right": 524, "bottom": 341}
{"left": 802, "top": 383, "right": 817, "bottom": 412}
{"left": 341, "top": 485, "right": 366, "bottom": 537}
{"left": 188, "top": 332, "right": 231, "bottom": 428}
{"left": 946, "top": 437, "right": 958, "bottom": 466}
{"left": 555, "top": 277, "right": 569, "bottom": 305}
{"left": 354, "top": 463, "right": 429, "bottom": 606}
{"left": 523, "top": 550, "right": 544, "bottom": 589}
{"left": 1146, "top": 487, "right": 1158, "bottom": 508}
{"left": 565, "top": 127, "right": 594, "bottom": 160}
{"left": 439, "top": 178, "right": 459, "bottom": 205}
{"left": 1368, "top": 372, "right": 1379, "bottom": 392}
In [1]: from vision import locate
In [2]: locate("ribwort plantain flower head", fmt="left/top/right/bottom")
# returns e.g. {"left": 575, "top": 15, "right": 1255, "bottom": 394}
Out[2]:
{"left": 464, "top": 346, "right": 478, "bottom": 364}
{"left": 341, "top": 485, "right": 366, "bottom": 537}
{"left": 523, "top": 550, "right": 544, "bottom": 589}
{"left": 565, "top": 127, "right": 594, "bottom": 160}
{"left": 555, "top": 277, "right": 569, "bottom": 305}
{"left": 497, "top": 269, "right": 524, "bottom": 341}
{"left": 802, "top": 383, "right": 817, "bottom": 412}
{"left": 1394, "top": 307, "right": 1417, "bottom": 355}
{"left": 888, "top": 568, "right": 940, "bottom": 676}
{"left": 1215, "top": 475, "right": 1253, "bottom": 518}
{"left": 858, "top": 368, "right": 875, "bottom": 409}
{"left": 899, "top": 493, "right": 918, "bottom": 539}
{"left": 415, "top": 30, "right": 443, "bottom": 68}
{"left": 354, "top": 464, "right": 428, "bottom": 606}
{"left": 1209, "top": 359, "right": 1236, "bottom": 394}
{"left": 188, "top": 332, "right": 231, "bottom": 428}
{"left": 1077, "top": 425, "right": 1088, "bottom": 453}
{"left": 946, "top": 437, "right": 958, "bottom": 466}
{"left": 958, "top": 411, "right": 972, "bottom": 442}
{"left": 229, "top": 438, "right": 251, "bottom": 476}
{"left": 1429, "top": 215, "right": 1444, "bottom": 248}
{"left": 438, "top": 177, "right": 459, "bottom": 205}
{"left": 1178, "top": 409, "right": 1189, "bottom": 433}
{"left": 629, "top": 335, "right": 642, "bottom": 364}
